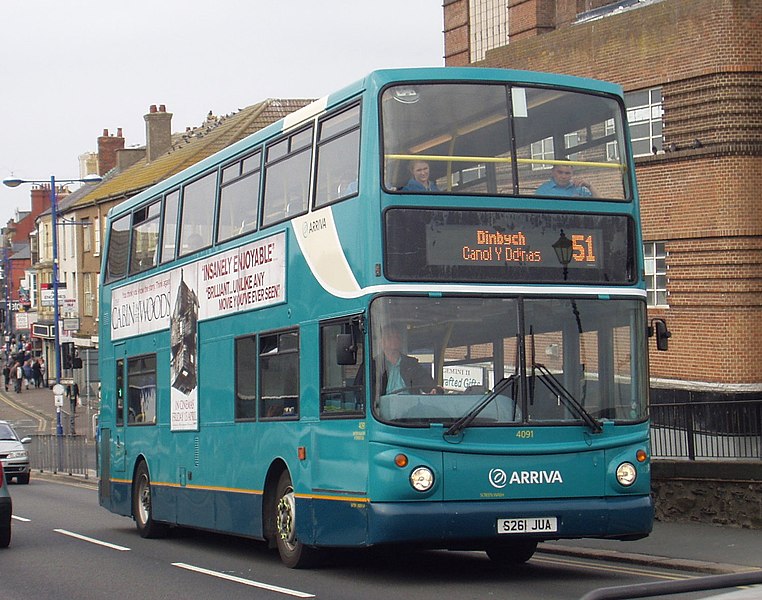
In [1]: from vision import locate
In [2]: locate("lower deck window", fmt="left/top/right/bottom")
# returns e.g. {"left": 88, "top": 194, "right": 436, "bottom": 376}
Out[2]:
{"left": 259, "top": 330, "right": 300, "bottom": 419}
{"left": 127, "top": 354, "right": 157, "bottom": 425}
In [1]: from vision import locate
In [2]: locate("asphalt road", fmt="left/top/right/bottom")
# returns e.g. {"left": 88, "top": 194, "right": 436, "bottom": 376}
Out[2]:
{"left": 2, "top": 476, "right": 740, "bottom": 600}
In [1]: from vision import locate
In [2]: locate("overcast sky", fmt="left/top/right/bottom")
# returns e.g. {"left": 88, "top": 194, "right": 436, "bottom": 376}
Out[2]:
{"left": 0, "top": 0, "right": 444, "bottom": 225}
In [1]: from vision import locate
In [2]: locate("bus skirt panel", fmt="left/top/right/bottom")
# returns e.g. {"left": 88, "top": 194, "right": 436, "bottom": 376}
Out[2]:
{"left": 356, "top": 495, "right": 654, "bottom": 547}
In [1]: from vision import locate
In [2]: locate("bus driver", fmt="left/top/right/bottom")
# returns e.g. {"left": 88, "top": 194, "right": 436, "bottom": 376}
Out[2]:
{"left": 378, "top": 325, "right": 438, "bottom": 394}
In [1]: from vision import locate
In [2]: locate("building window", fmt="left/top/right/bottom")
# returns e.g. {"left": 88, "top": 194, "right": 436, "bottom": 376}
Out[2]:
{"left": 530, "top": 137, "right": 554, "bottom": 171}
{"left": 469, "top": 0, "right": 509, "bottom": 62}
{"left": 94, "top": 217, "right": 102, "bottom": 257}
{"left": 84, "top": 273, "right": 93, "bottom": 317}
{"left": 644, "top": 242, "right": 668, "bottom": 307}
{"left": 83, "top": 219, "right": 91, "bottom": 253}
{"left": 626, "top": 88, "right": 663, "bottom": 157}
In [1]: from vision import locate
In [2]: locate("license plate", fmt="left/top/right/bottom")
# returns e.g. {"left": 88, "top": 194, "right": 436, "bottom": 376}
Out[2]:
{"left": 497, "top": 517, "right": 558, "bottom": 534}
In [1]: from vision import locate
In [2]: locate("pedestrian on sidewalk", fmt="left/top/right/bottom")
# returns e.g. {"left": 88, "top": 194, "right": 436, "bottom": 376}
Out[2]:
{"left": 32, "top": 359, "right": 43, "bottom": 388}
{"left": 13, "top": 362, "right": 23, "bottom": 393}
{"left": 39, "top": 358, "right": 47, "bottom": 389}
{"left": 2, "top": 362, "right": 10, "bottom": 392}
{"left": 22, "top": 361, "right": 33, "bottom": 390}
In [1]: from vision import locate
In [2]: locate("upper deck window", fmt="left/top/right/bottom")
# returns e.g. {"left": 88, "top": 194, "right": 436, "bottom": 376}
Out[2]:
{"left": 381, "top": 83, "right": 630, "bottom": 200}
{"left": 179, "top": 171, "right": 217, "bottom": 256}
{"left": 129, "top": 201, "right": 161, "bottom": 275}
{"left": 218, "top": 150, "right": 262, "bottom": 243}
{"left": 314, "top": 104, "right": 361, "bottom": 208}
{"left": 105, "top": 213, "right": 131, "bottom": 282}
{"left": 262, "top": 126, "right": 314, "bottom": 226}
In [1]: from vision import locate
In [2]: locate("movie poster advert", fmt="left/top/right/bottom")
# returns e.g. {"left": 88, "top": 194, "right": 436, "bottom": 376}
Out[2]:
{"left": 170, "top": 263, "right": 199, "bottom": 431}
{"left": 110, "top": 273, "right": 173, "bottom": 341}
{"left": 196, "top": 231, "right": 286, "bottom": 321}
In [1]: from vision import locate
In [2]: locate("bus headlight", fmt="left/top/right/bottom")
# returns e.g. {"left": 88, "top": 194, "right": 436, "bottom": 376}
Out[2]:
{"left": 410, "top": 466, "right": 434, "bottom": 492}
{"left": 616, "top": 462, "right": 637, "bottom": 487}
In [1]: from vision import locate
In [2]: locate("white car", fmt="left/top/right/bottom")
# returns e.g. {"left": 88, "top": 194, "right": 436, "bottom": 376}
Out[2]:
{"left": 0, "top": 421, "right": 31, "bottom": 485}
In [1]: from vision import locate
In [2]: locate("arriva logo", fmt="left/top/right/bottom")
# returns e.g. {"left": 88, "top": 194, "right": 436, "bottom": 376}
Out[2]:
{"left": 488, "top": 469, "right": 508, "bottom": 488}
{"left": 489, "top": 469, "right": 564, "bottom": 489}
{"left": 510, "top": 470, "right": 563, "bottom": 484}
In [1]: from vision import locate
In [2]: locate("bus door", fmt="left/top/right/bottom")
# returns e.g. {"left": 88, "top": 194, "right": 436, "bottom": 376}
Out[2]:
{"left": 312, "top": 317, "right": 369, "bottom": 543}
{"left": 112, "top": 354, "right": 127, "bottom": 475}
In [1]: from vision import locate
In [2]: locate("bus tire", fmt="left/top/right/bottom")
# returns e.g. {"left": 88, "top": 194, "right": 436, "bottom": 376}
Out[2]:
{"left": 486, "top": 540, "right": 537, "bottom": 566}
{"left": 273, "top": 470, "right": 319, "bottom": 568}
{"left": 0, "top": 524, "right": 10, "bottom": 548}
{"left": 133, "top": 461, "right": 169, "bottom": 539}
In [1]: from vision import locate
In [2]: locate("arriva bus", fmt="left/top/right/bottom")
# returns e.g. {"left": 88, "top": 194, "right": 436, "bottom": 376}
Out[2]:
{"left": 98, "top": 67, "right": 665, "bottom": 568}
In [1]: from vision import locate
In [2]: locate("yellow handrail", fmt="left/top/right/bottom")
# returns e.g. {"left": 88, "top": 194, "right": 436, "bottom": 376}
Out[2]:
{"left": 385, "top": 154, "right": 624, "bottom": 170}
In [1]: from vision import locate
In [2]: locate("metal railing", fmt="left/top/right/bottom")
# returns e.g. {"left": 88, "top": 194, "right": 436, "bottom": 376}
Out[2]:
{"left": 28, "top": 434, "right": 92, "bottom": 477}
{"left": 650, "top": 399, "right": 762, "bottom": 460}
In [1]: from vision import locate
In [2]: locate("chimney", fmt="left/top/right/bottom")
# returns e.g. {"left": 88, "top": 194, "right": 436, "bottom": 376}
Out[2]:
{"left": 144, "top": 104, "right": 173, "bottom": 162}
{"left": 97, "top": 128, "right": 126, "bottom": 175}
{"left": 116, "top": 147, "right": 147, "bottom": 170}
{"left": 30, "top": 186, "right": 51, "bottom": 218}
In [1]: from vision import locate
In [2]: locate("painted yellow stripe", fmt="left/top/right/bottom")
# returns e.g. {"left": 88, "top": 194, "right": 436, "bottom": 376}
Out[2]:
{"left": 296, "top": 493, "right": 369, "bottom": 503}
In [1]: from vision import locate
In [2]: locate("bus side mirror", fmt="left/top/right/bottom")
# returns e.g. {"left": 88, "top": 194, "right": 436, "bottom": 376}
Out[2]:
{"left": 649, "top": 318, "right": 671, "bottom": 351}
{"left": 336, "top": 333, "right": 357, "bottom": 365}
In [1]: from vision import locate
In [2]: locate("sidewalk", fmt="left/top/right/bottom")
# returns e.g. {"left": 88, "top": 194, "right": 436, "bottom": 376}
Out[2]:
{"left": 0, "top": 382, "right": 96, "bottom": 439}
{"left": 2, "top": 385, "right": 760, "bottom": 576}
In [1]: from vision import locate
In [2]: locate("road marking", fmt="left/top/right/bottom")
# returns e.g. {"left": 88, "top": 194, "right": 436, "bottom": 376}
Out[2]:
{"left": 0, "top": 394, "right": 48, "bottom": 432}
{"left": 533, "top": 555, "right": 688, "bottom": 580}
{"left": 54, "top": 528, "right": 131, "bottom": 551}
{"left": 172, "top": 562, "right": 315, "bottom": 597}
{"left": 11, "top": 515, "right": 31, "bottom": 522}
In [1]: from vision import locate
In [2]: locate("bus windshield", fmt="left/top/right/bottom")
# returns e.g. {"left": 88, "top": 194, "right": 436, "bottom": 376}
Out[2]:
{"left": 381, "top": 83, "right": 630, "bottom": 200}
{"left": 369, "top": 296, "right": 647, "bottom": 427}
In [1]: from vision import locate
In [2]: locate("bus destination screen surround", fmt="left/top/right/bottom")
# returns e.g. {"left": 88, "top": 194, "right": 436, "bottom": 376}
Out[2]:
{"left": 385, "top": 209, "right": 634, "bottom": 283}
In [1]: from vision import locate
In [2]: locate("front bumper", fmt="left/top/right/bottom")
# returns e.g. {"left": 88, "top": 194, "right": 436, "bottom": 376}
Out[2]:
{"left": 364, "top": 495, "right": 654, "bottom": 546}
{"left": 1, "top": 459, "right": 30, "bottom": 478}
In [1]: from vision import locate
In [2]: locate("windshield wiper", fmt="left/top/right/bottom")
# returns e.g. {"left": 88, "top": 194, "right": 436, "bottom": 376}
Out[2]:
{"left": 532, "top": 363, "right": 602, "bottom": 433}
{"left": 445, "top": 374, "right": 517, "bottom": 437}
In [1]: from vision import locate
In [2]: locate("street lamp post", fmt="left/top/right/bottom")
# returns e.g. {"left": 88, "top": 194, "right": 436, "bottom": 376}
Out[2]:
{"left": 2, "top": 174, "right": 102, "bottom": 436}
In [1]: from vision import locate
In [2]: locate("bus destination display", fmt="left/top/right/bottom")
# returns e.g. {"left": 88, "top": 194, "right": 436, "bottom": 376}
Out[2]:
{"left": 385, "top": 209, "right": 634, "bottom": 284}
{"left": 431, "top": 225, "right": 600, "bottom": 268}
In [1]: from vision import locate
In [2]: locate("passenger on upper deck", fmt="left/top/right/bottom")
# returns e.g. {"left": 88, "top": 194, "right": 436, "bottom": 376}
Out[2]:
{"left": 401, "top": 160, "right": 439, "bottom": 192}
{"left": 535, "top": 163, "right": 598, "bottom": 198}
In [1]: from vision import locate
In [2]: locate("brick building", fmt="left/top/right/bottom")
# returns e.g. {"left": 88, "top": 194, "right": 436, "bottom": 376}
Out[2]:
{"left": 443, "top": 0, "right": 762, "bottom": 404}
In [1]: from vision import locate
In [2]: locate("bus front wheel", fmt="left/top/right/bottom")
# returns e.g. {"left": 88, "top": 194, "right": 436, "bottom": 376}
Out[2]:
{"left": 132, "top": 462, "right": 169, "bottom": 539}
{"left": 274, "top": 470, "right": 319, "bottom": 568}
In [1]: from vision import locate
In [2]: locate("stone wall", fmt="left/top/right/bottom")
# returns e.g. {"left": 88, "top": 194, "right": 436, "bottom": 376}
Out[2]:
{"left": 651, "top": 461, "right": 762, "bottom": 529}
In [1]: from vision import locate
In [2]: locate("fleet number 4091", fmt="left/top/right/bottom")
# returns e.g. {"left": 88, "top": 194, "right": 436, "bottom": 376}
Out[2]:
{"left": 497, "top": 517, "right": 558, "bottom": 534}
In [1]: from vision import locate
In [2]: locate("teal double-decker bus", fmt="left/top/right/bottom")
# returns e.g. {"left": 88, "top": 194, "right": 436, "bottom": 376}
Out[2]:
{"left": 98, "top": 67, "right": 656, "bottom": 568}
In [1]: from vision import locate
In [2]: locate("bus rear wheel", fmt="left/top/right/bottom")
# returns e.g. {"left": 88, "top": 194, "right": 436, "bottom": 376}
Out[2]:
{"left": 133, "top": 462, "right": 169, "bottom": 539}
{"left": 486, "top": 540, "right": 538, "bottom": 566}
{"left": 273, "top": 471, "right": 319, "bottom": 568}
